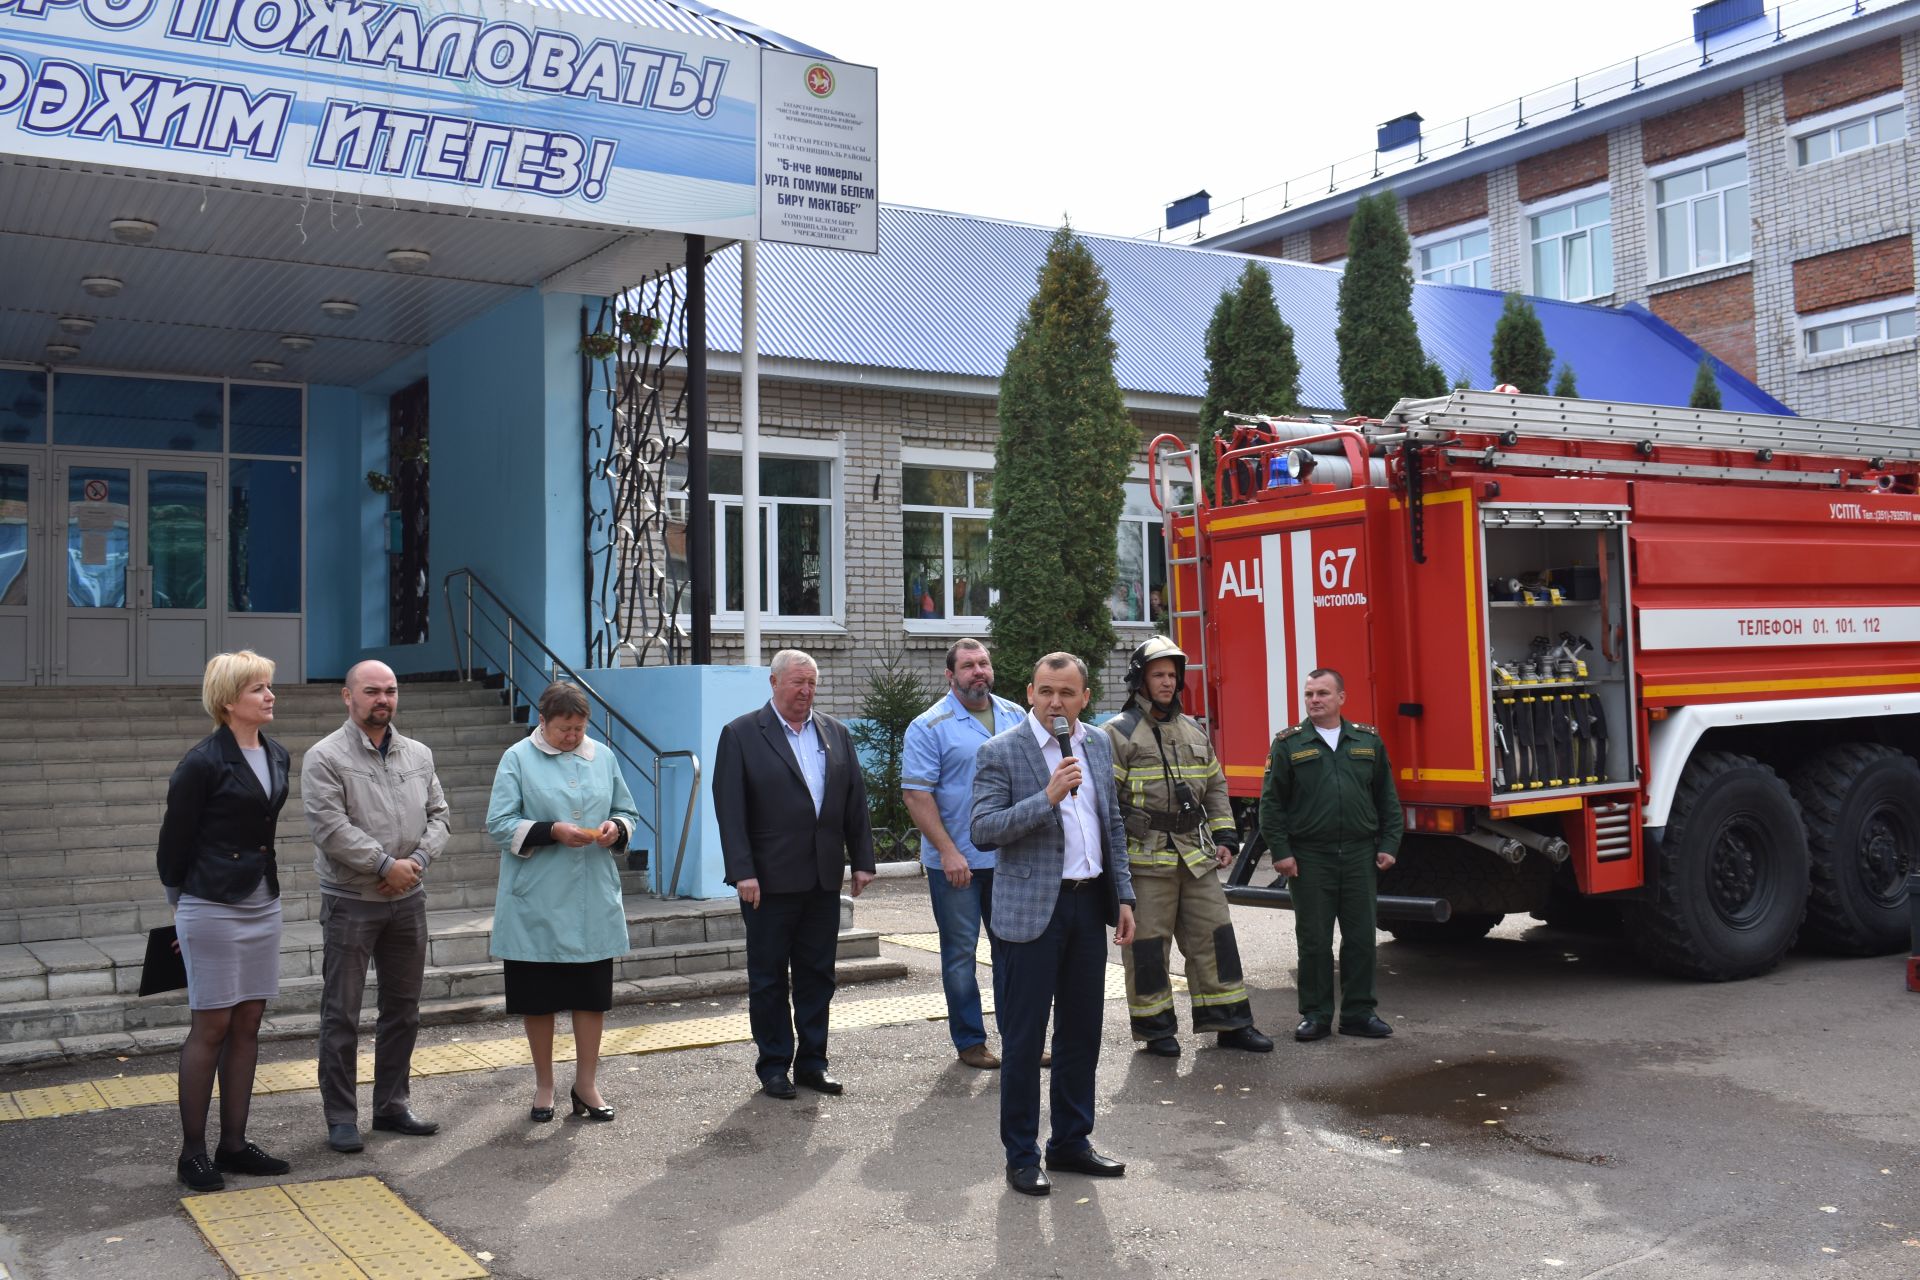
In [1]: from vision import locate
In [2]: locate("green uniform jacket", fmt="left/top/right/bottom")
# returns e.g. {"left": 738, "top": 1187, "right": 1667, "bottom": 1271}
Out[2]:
{"left": 1102, "top": 695, "right": 1237, "bottom": 876}
{"left": 1257, "top": 718, "right": 1404, "bottom": 861}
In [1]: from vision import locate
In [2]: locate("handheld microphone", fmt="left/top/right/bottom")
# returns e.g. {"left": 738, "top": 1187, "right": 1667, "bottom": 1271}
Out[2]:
{"left": 1051, "top": 716, "right": 1078, "bottom": 796}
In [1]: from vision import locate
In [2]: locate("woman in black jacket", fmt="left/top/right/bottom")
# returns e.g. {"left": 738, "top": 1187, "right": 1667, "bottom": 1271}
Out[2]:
{"left": 157, "top": 650, "right": 292, "bottom": 1191}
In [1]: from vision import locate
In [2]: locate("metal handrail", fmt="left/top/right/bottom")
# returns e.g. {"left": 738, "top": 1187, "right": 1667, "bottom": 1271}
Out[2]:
{"left": 443, "top": 567, "right": 703, "bottom": 899}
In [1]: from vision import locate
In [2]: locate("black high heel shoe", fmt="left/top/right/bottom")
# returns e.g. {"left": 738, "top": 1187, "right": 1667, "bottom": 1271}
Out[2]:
{"left": 529, "top": 1102, "right": 554, "bottom": 1123}
{"left": 570, "top": 1088, "right": 615, "bottom": 1122}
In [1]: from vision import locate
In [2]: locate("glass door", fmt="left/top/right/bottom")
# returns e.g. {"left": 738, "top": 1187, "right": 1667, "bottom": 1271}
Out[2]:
{"left": 0, "top": 450, "right": 42, "bottom": 684}
{"left": 53, "top": 454, "right": 219, "bottom": 684}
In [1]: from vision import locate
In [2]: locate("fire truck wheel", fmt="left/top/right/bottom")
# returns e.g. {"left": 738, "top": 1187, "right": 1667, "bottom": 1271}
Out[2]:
{"left": 1383, "top": 913, "right": 1502, "bottom": 945}
{"left": 1788, "top": 743, "right": 1918, "bottom": 956}
{"left": 1629, "top": 752, "right": 1809, "bottom": 981}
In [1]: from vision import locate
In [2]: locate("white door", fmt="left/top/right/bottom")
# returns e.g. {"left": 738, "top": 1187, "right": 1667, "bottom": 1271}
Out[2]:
{"left": 0, "top": 449, "right": 43, "bottom": 685}
{"left": 53, "top": 454, "right": 220, "bottom": 685}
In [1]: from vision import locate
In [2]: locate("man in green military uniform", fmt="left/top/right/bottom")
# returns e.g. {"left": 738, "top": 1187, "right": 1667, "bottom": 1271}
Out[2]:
{"left": 1258, "top": 667, "right": 1404, "bottom": 1042}
{"left": 1105, "top": 637, "right": 1273, "bottom": 1057}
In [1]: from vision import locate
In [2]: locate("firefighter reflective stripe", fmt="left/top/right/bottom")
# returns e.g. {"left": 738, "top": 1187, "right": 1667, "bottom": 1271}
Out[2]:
{"left": 1190, "top": 987, "right": 1250, "bottom": 1007}
{"left": 1129, "top": 991, "right": 1177, "bottom": 1018}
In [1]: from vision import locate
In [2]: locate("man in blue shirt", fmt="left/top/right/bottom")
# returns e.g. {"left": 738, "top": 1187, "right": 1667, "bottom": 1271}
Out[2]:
{"left": 902, "top": 639, "right": 1026, "bottom": 1069}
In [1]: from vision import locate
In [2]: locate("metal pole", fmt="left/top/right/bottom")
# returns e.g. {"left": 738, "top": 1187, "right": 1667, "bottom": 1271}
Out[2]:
{"left": 505, "top": 615, "right": 516, "bottom": 718}
{"left": 653, "top": 754, "right": 665, "bottom": 897}
{"left": 464, "top": 580, "right": 472, "bottom": 681}
{"left": 686, "top": 235, "right": 712, "bottom": 665}
{"left": 741, "top": 241, "right": 762, "bottom": 665}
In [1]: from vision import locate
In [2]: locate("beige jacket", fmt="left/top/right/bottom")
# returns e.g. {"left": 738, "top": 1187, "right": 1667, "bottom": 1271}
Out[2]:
{"left": 303, "top": 720, "right": 451, "bottom": 901}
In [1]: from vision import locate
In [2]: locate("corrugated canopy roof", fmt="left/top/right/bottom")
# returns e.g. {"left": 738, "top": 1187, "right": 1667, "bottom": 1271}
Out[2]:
{"left": 695, "top": 206, "right": 1790, "bottom": 415}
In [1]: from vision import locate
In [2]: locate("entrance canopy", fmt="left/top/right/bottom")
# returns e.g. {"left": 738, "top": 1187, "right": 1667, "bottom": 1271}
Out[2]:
{"left": 0, "top": 0, "right": 829, "bottom": 383}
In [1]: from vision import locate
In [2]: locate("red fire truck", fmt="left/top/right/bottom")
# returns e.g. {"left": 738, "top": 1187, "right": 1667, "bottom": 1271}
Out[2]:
{"left": 1149, "top": 390, "right": 1920, "bottom": 981}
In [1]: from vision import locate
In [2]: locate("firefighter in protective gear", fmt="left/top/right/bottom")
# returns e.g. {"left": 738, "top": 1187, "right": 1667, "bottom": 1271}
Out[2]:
{"left": 1104, "top": 637, "right": 1274, "bottom": 1057}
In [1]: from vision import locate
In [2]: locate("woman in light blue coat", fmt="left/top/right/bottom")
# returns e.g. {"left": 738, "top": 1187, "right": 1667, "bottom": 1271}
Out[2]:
{"left": 487, "top": 682, "right": 641, "bottom": 1123}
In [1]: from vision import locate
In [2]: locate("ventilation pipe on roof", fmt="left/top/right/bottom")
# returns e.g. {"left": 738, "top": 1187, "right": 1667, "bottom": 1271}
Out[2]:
{"left": 1165, "top": 190, "right": 1211, "bottom": 233}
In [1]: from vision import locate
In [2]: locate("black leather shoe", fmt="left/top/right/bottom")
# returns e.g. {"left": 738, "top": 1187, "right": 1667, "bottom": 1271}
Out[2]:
{"left": 371, "top": 1109, "right": 439, "bottom": 1136}
{"left": 1006, "top": 1165, "right": 1051, "bottom": 1196}
{"left": 1294, "top": 1019, "right": 1332, "bottom": 1042}
{"left": 1339, "top": 1015, "right": 1394, "bottom": 1038}
{"left": 1045, "top": 1147, "right": 1126, "bottom": 1178}
{"left": 327, "top": 1123, "right": 363, "bottom": 1153}
{"left": 1140, "top": 1036, "right": 1182, "bottom": 1058}
{"left": 1217, "top": 1026, "right": 1275, "bottom": 1053}
{"left": 529, "top": 1105, "right": 554, "bottom": 1123}
{"left": 794, "top": 1069, "right": 844, "bottom": 1096}
{"left": 760, "top": 1074, "right": 797, "bottom": 1100}
{"left": 214, "top": 1142, "right": 290, "bottom": 1176}
{"left": 177, "top": 1153, "right": 224, "bottom": 1192}
{"left": 570, "top": 1088, "right": 615, "bottom": 1122}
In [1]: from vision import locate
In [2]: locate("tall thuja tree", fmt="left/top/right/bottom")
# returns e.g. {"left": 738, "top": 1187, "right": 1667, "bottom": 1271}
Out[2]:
{"left": 1335, "top": 191, "right": 1431, "bottom": 417}
{"left": 1197, "top": 261, "right": 1301, "bottom": 490}
{"left": 1491, "top": 293, "right": 1555, "bottom": 393}
{"left": 1553, "top": 363, "right": 1579, "bottom": 398}
{"left": 1690, "top": 356, "right": 1723, "bottom": 409}
{"left": 986, "top": 224, "right": 1136, "bottom": 701}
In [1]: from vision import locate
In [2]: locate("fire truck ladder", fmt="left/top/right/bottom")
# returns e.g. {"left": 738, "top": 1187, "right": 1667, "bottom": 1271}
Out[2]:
{"left": 1384, "top": 391, "right": 1920, "bottom": 487}
{"left": 1148, "top": 436, "right": 1210, "bottom": 723}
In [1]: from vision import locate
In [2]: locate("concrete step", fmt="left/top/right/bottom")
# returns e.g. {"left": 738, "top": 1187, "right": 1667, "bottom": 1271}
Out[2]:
{"left": 0, "top": 829, "right": 511, "bottom": 878}
{"left": 0, "top": 763, "right": 507, "bottom": 805}
{"left": 0, "top": 744, "right": 529, "bottom": 785}
{"left": 1, "top": 953, "right": 909, "bottom": 1068}
{"left": 0, "top": 716, "right": 530, "bottom": 755}
{"left": 0, "top": 915, "right": 885, "bottom": 1047}
{"left": 0, "top": 784, "right": 497, "bottom": 834}
{"left": 0, "top": 682, "right": 506, "bottom": 711}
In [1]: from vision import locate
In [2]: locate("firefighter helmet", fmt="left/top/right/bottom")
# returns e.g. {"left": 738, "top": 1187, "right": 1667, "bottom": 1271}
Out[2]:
{"left": 1125, "top": 635, "right": 1188, "bottom": 697}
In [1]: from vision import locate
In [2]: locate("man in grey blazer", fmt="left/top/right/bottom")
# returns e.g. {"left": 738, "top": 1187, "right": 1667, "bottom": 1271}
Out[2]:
{"left": 971, "top": 652, "right": 1135, "bottom": 1197}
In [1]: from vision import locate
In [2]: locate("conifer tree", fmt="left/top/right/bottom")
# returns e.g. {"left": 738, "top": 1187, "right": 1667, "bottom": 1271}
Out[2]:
{"left": 1419, "top": 358, "right": 1449, "bottom": 398}
{"left": 1335, "top": 192, "right": 1432, "bottom": 417}
{"left": 1490, "top": 293, "right": 1555, "bottom": 394}
{"left": 1553, "top": 363, "right": 1578, "bottom": 398}
{"left": 1197, "top": 261, "right": 1301, "bottom": 490}
{"left": 1454, "top": 369, "right": 1473, "bottom": 391}
{"left": 1689, "top": 356, "right": 1723, "bottom": 409}
{"left": 986, "top": 225, "right": 1136, "bottom": 701}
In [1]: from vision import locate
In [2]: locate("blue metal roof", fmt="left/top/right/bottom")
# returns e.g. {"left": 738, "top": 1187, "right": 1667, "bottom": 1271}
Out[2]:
{"left": 509, "top": 0, "right": 832, "bottom": 56}
{"left": 695, "top": 205, "right": 1791, "bottom": 416}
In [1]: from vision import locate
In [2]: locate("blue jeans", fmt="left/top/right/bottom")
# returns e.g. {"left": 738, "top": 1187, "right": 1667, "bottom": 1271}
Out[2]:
{"left": 926, "top": 867, "right": 995, "bottom": 1051}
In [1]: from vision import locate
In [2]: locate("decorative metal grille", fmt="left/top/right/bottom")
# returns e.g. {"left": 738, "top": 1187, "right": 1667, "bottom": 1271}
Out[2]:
{"left": 584, "top": 272, "right": 690, "bottom": 669}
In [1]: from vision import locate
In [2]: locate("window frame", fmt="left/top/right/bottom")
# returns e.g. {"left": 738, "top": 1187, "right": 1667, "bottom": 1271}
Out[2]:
{"left": 1648, "top": 142, "right": 1751, "bottom": 282}
{"left": 1790, "top": 91, "right": 1907, "bottom": 169}
{"left": 900, "top": 446, "right": 995, "bottom": 635}
{"left": 1522, "top": 183, "right": 1614, "bottom": 302}
{"left": 667, "top": 431, "right": 845, "bottom": 631}
{"left": 1413, "top": 221, "right": 1492, "bottom": 289}
{"left": 1110, "top": 465, "right": 1191, "bottom": 631}
{"left": 1797, "top": 295, "right": 1917, "bottom": 358}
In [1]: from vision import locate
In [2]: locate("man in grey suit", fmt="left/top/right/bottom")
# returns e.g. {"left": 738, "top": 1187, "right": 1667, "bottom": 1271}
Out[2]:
{"left": 971, "top": 652, "right": 1135, "bottom": 1197}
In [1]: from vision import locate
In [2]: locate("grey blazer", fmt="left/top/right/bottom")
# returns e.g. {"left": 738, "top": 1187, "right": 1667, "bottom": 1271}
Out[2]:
{"left": 970, "top": 720, "right": 1134, "bottom": 944}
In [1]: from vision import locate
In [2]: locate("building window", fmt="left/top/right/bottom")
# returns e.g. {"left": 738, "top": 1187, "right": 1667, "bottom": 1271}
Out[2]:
{"left": 1110, "top": 479, "right": 1189, "bottom": 630}
{"left": 1795, "top": 100, "right": 1906, "bottom": 167}
{"left": 1528, "top": 195, "right": 1612, "bottom": 300}
{"left": 1654, "top": 154, "right": 1750, "bottom": 278}
{"left": 902, "top": 463, "right": 992, "bottom": 624}
{"left": 1801, "top": 297, "right": 1916, "bottom": 356}
{"left": 1417, "top": 226, "right": 1491, "bottom": 288}
{"left": 667, "top": 452, "right": 836, "bottom": 620}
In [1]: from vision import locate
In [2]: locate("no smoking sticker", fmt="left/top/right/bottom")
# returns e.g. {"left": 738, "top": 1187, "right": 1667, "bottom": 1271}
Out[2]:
{"left": 84, "top": 479, "right": 108, "bottom": 502}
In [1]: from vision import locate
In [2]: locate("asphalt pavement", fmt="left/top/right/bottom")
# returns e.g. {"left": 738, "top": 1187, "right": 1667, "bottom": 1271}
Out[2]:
{"left": 0, "top": 875, "right": 1914, "bottom": 1280}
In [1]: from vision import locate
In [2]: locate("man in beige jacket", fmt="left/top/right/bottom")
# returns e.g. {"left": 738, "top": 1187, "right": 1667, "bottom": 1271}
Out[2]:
{"left": 304, "top": 660, "right": 450, "bottom": 1153}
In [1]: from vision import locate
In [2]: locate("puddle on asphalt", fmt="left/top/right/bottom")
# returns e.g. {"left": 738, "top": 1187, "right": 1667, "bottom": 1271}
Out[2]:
{"left": 1297, "top": 1056, "right": 1608, "bottom": 1165}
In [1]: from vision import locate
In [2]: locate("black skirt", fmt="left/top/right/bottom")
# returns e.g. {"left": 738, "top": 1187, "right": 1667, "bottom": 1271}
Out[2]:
{"left": 502, "top": 958, "right": 615, "bottom": 1015}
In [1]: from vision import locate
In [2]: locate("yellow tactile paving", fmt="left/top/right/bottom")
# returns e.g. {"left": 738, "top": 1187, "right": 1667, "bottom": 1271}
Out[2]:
{"left": 94, "top": 1072, "right": 181, "bottom": 1109}
{"left": 11, "top": 1080, "right": 108, "bottom": 1119}
{"left": 186, "top": 1178, "right": 487, "bottom": 1280}
{"left": 7, "top": 939, "right": 1144, "bottom": 1123}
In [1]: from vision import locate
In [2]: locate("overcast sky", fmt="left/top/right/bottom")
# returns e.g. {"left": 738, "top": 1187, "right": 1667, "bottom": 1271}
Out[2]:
{"left": 732, "top": 0, "right": 1735, "bottom": 237}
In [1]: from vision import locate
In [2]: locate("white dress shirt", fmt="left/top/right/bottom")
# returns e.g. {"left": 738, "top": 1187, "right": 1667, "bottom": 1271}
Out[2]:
{"left": 1027, "top": 712, "right": 1103, "bottom": 879}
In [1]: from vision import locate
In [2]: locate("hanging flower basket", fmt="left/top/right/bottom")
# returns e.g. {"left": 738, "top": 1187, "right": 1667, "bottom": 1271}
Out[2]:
{"left": 579, "top": 331, "right": 620, "bottom": 360}
{"left": 618, "top": 312, "right": 663, "bottom": 344}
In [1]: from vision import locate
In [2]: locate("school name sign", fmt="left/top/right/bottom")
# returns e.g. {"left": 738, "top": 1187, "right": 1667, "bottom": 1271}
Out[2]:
{"left": 0, "top": 0, "right": 876, "bottom": 244}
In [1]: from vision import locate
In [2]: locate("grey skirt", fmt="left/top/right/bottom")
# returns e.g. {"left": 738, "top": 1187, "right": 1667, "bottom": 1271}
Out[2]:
{"left": 174, "top": 882, "right": 282, "bottom": 1011}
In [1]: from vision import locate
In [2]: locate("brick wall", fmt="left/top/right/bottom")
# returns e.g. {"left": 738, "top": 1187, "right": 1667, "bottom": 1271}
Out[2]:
{"left": 1516, "top": 136, "right": 1609, "bottom": 204}
{"left": 1310, "top": 218, "right": 1349, "bottom": 263}
{"left": 634, "top": 372, "right": 1184, "bottom": 717}
{"left": 1406, "top": 176, "right": 1489, "bottom": 235}
{"left": 1783, "top": 38, "right": 1903, "bottom": 121}
{"left": 1642, "top": 90, "right": 1747, "bottom": 165}
{"left": 1649, "top": 273, "right": 1758, "bottom": 379}
{"left": 1242, "top": 235, "right": 1290, "bottom": 259}
{"left": 1792, "top": 236, "right": 1915, "bottom": 312}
